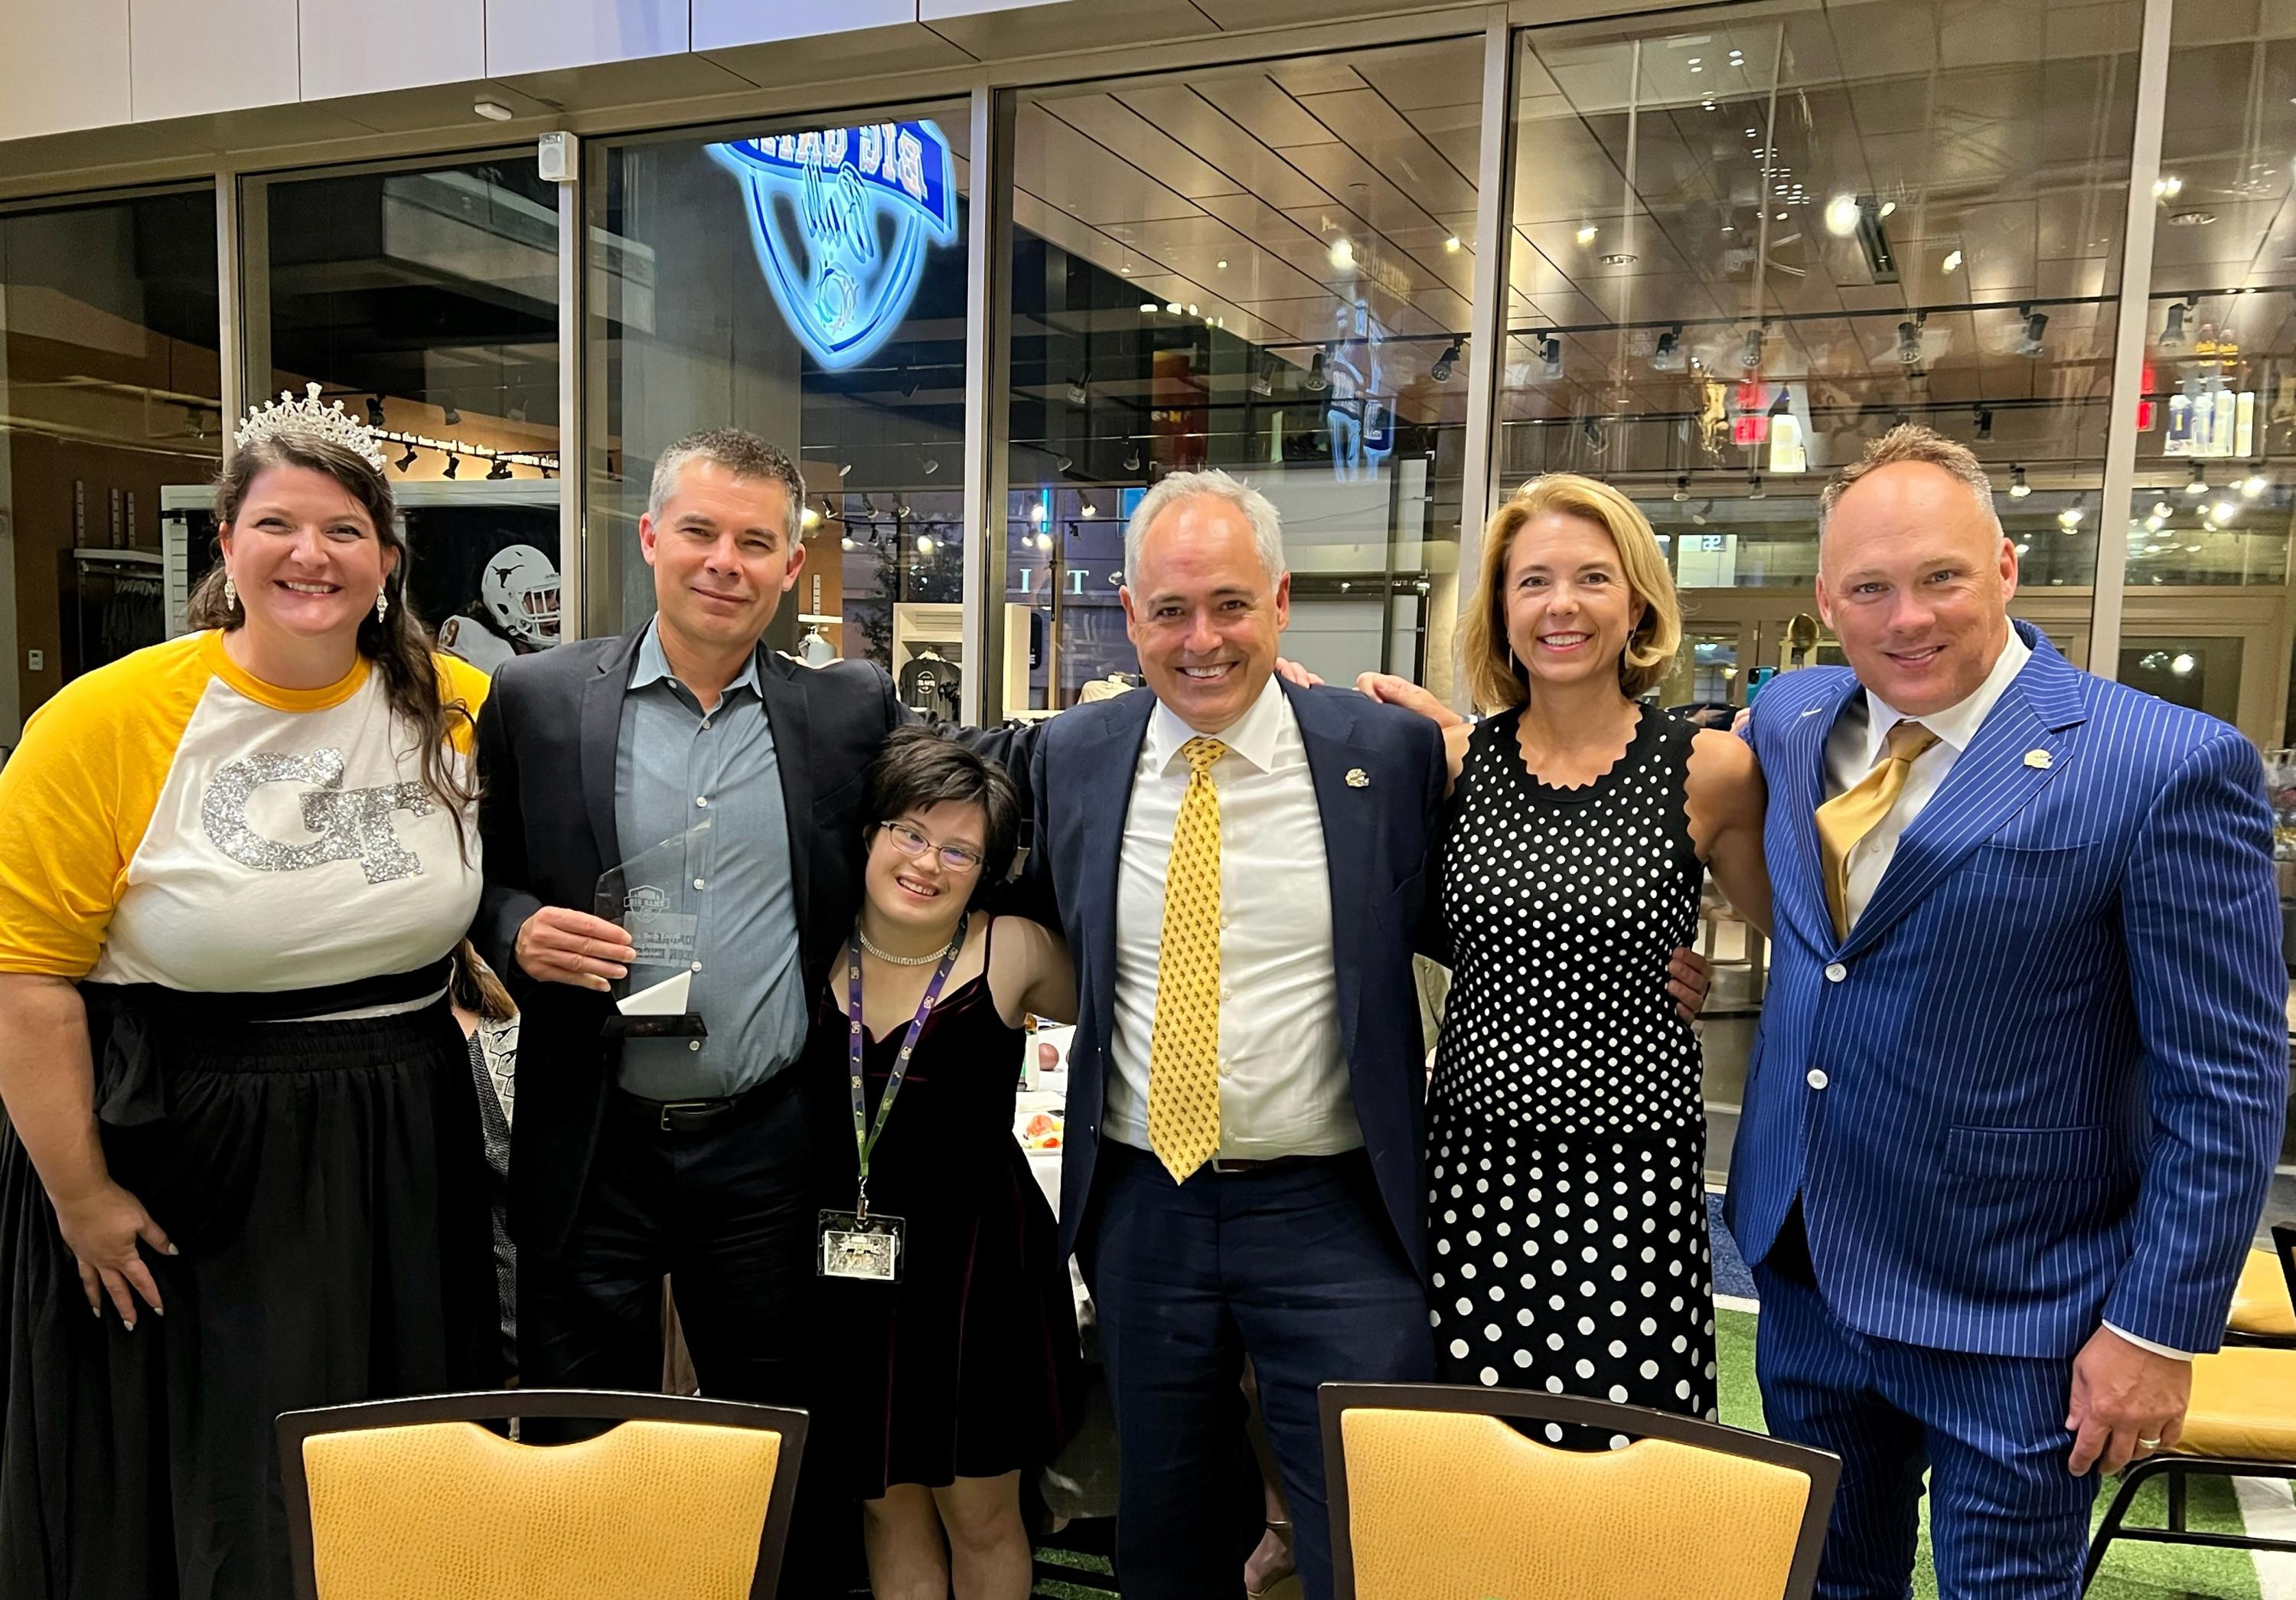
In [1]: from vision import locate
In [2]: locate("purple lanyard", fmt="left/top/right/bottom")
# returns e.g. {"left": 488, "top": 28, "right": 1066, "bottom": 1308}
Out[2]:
{"left": 846, "top": 913, "right": 968, "bottom": 1216}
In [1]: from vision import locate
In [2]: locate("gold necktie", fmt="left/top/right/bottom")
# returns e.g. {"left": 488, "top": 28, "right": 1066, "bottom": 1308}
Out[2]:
{"left": 1147, "top": 736, "right": 1227, "bottom": 1182}
{"left": 1816, "top": 719, "right": 1941, "bottom": 940}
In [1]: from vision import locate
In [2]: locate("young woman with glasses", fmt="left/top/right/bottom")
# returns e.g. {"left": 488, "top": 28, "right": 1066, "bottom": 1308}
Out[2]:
{"left": 803, "top": 726, "right": 1082, "bottom": 1600}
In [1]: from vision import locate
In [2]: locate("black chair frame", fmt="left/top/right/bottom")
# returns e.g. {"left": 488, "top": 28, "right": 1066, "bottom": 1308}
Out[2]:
{"left": 2084, "top": 1223, "right": 2296, "bottom": 1589}
{"left": 2082, "top": 1454, "right": 2296, "bottom": 1588}
{"left": 277, "top": 1387, "right": 809, "bottom": 1600}
{"left": 1319, "top": 1381, "right": 1841, "bottom": 1600}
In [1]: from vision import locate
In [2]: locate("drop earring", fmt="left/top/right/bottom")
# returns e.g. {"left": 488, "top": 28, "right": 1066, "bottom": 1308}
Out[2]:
{"left": 223, "top": 574, "right": 237, "bottom": 611}
{"left": 375, "top": 589, "right": 390, "bottom": 623}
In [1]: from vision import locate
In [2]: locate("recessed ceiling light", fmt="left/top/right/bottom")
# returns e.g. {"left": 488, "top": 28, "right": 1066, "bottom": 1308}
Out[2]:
{"left": 473, "top": 100, "right": 515, "bottom": 122}
{"left": 1215, "top": 259, "right": 1228, "bottom": 269}
{"left": 2167, "top": 210, "right": 2217, "bottom": 227}
{"left": 1603, "top": 252, "right": 1637, "bottom": 265}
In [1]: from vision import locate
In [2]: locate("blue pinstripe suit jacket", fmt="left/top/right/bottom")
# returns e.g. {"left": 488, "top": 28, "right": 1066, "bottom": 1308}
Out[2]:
{"left": 1724, "top": 621, "right": 2288, "bottom": 1359}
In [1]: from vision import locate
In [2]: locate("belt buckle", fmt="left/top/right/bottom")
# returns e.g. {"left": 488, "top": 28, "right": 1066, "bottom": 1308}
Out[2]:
{"left": 658, "top": 1099, "right": 713, "bottom": 1132}
{"left": 1209, "top": 1158, "right": 1253, "bottom": 1174}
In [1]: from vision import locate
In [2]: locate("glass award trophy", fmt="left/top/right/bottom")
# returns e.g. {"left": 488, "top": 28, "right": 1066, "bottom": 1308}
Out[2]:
{"left": 594, "top": 821, "right": 709, "bottom": 1040}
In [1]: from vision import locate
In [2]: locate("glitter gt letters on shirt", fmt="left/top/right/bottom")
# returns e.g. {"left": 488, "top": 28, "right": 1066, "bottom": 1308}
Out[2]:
{"left": 202, "top": 749, "right": 435, "bottom": 884}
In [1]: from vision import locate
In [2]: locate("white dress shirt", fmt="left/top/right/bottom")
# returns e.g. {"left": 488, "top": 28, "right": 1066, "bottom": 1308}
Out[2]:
{"left": 1823, "top": 628, "right": 2032, "bottom": 932}
{"left": 1822, "top": 628, "right": 2187, "bottom": 1362}
{"left": 1104, "top": 674, "right": 1363, "bottom": 1160}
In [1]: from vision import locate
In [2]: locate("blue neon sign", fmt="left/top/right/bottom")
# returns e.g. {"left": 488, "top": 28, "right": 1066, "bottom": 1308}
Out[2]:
{"left": 709, "top": 121, "right": 960, "bottom": 371}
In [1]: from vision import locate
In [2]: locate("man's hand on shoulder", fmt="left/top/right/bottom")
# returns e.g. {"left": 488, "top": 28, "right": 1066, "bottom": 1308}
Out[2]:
{"left": 1356, "top": 672, "right": 1466, "bottom": 730}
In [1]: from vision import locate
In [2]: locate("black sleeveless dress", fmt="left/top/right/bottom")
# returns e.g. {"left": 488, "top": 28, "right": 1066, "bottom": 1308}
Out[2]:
{"left": 1425, "top": 707, "right": 1716, "bottom": 1438}
{"left": 803, "top": 918, "right": 1082, "bottom": 1497}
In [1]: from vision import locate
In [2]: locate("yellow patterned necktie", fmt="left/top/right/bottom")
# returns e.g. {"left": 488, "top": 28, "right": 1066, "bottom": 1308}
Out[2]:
{"left": 1815, "top": 718, "right": 1941, "bottom": 940}
{"left": 1147, "top": 735, "right": 1228, "bottom": 1182}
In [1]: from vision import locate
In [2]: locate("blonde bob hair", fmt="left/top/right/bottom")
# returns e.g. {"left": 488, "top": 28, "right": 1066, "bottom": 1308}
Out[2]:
{"left": 1460, "top": 473, "right": 1682, "bottom": 712}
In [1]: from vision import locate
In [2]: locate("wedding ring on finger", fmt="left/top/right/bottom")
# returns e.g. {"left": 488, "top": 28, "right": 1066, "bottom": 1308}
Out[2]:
{"left": 2136, "top": 1437, "right": 2163, "bottom": 1451}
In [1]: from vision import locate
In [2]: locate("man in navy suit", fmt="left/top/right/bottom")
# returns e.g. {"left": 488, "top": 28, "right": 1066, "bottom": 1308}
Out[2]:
{"left": 1024, "top": 469, "right": 1446, "bottom": 1600}
{"left": 1730, "top": 426, "right": 2286, "bottom": 1598}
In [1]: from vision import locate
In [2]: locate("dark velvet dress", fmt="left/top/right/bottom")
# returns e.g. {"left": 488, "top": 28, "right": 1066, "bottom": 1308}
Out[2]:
{"left": 804, "top": 918, "right": 1083, "bottom": 1498}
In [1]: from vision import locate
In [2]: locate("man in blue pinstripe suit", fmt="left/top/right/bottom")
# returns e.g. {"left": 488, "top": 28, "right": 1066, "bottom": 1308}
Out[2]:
{"left": 1728, "top": 425, "right": 2287, "bottom": 1598}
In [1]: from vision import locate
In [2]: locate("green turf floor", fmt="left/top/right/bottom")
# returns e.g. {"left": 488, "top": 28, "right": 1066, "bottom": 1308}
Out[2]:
{"left": 1018, "top": 1306, "right": 2285, "bottom": 1598}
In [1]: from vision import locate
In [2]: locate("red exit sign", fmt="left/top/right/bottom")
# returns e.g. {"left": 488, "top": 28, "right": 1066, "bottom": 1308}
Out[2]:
{"left": 1733, "top": 415, "right": 1770, "bottom": 446}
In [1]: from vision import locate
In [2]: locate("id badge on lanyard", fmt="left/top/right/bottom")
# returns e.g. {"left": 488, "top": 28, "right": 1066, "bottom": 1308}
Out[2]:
{"left": 817, "top": 916, "right": 967, "bottom": 1284}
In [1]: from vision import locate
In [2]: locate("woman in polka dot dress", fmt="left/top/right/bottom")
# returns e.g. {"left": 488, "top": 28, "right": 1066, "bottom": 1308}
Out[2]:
{"left": 1416, "top": 474, "right": 1769, "bottom": 1438}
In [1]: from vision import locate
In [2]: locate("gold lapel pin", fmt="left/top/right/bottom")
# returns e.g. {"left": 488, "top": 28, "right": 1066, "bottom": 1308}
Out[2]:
{"left": 2024, "top": 749, "right": 2053, "bottom": 770}
{"left": 1345, "top": 767, "right": 1370, "bottom": 788}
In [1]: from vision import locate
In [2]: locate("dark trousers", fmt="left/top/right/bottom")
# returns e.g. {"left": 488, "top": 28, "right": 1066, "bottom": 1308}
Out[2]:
{"left": 1753, "top": 1219, "right": 2095, "bottom": 1600}
{"left": 1083, "top": 1141, "right": 1432, "bottom": 1600}
{"left": 519, "top": 1071, "right": 847, "bottom": 1595}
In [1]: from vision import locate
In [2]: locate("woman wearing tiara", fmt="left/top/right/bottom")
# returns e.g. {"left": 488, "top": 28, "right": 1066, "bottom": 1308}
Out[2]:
{"left": 0, "top": 387, "right": 502, "bottom": 1598}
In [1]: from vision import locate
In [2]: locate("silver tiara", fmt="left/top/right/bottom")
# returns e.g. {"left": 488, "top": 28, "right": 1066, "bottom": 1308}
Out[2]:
{"left": 234, "top": 382, "right": 390, "bottom": 474}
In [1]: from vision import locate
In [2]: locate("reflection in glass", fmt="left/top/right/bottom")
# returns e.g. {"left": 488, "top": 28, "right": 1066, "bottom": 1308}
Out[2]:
{"left": 591, "top": 112, "right": 972, "bottom": 670}
{"left": 1, "top": 188, "right": 222, "bottom": 741}
{"left": 1503, "top": 0, "right": 2138, "bottom": 681}
{"left": 2134, "top": 17, "right": 2296, "bottom": 747}
{"left": 1005, "top": 39, "right": 1485, "bottom": 709}
{"left": 249, "top": 158, "right": 562, "bottom": 671}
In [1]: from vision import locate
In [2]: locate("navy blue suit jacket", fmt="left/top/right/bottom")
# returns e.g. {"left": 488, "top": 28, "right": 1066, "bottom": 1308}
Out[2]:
{"left": 1725, "top": 622, "right": 2286, "bottom": 1359}
{"left": 1025, "top": 680, "right": 1450, "bottom": 1278}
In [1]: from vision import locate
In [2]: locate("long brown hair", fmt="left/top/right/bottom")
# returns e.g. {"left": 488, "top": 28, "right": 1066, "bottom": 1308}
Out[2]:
{"left": 186, "top": 433, "right": 479, "bottom": 854}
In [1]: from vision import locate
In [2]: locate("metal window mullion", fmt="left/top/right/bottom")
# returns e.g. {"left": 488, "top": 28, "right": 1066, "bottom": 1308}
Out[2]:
{"left": 2092, "top": 0, "right": 2174, "bottom": 680}
{"left": 1452, "top": 3, "right": 1515, "bottom": 712}
{"left": 557, "top": 149, "right": 585, "bottom": 644}
{"left": 215, "top": 167, "right": 243, "bottom": 465}
{"left": 960, "top": 78, "right": 1016, "bottom": 727}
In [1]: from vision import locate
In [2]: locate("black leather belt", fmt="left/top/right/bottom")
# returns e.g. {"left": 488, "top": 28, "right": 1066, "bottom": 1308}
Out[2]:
{"left": 1208, "top": 1154, "right": 1329, "bottom": 1174}
{"left": 615, "top": 1069, "right": 802, "bottom": 1136}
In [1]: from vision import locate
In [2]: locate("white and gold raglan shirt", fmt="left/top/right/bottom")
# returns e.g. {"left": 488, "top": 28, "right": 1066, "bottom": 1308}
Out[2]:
{"left": 0, "top": 632, "right": 489, "bottom": 991}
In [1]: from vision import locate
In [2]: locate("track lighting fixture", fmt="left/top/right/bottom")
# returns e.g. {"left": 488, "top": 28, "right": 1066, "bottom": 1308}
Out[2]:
{"left": 1306, "top": 347, "right": 1330, "bottom": 393}
{"left": 1673, "top": 475, "right": 1691, "bottom": 502}
{"left": 2184, "top": 462, "right": 2208, "bottom": 497}
{"left": 1896, "top": 315, "right": 1926, "bottom": 366}
{"left": 395, "top": 445, "right": 419, "bottom": 473}
{"left": 442, "top": 454, "right": 459, "bottom": 480}
{"left": 365, "top": 396, "right": 386, "bottom": 428}
{"left": 1747, "top": 472, "right": 1766, "bottom": 500}
{"left": 2162, "top": 296, "right": 2197, "bottom": 351}
{"left": 1652, "top": 325, "right": 1685, "bottom": 373}
{"left": 486, "top": 457, "right": 511, "bottom": 481}
{"left": 441, "top": 403, "right": 461, "bottom": 426}
{"left": 1973, "top": 407, "right": 1993, "bottom": 442}
{"left": 1740, "top": 325, "right": 1764, "bottom": 371}
{"left": 1431, "top": 338, "right": 1462, "bottom": 382}
{"left": 2008, "top": 465, "right": 2030, "bottom": 498}
{"left": 1536, "top": 334, "right": 1563, "bottom": 380}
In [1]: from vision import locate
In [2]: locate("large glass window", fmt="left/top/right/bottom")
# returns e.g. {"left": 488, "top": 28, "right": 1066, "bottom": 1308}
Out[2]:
{"left": 243, "top": 156, "right": 562, "bottom": 674}
{"left": 1506, "top": 0, "right": 2141, "bottom": 706}
{"left": 0, "top": 185, "right": 221, "bottom": 750}
{"left": 2122, "top": 10, "right": 2296, "bottom": 753}
{"left": 590, "top": 109, "right": 972, "bottom": 700}
{"left": 1004, "top": 38, "right": 1487, "bottom": 712}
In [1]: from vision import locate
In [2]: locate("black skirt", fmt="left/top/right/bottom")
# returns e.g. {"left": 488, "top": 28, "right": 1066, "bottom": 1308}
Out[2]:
{"left": 0, "top": 981, "right": 501, "bottom": 1600}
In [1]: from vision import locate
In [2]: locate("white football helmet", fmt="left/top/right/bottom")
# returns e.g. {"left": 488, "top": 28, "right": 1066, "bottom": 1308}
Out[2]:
{"left": 481, "top": 544, "right": 562, "bottom": 648}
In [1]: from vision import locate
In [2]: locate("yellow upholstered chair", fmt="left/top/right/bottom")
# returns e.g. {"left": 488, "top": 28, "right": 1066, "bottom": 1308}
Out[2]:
{"left": 1319, "top": 1383, "right": 1839, "bottom": 1600}
{"left": 277, "top": 1389, "right": 807, "bottom": 1600}
{"left": 2082, "top": 1232, "right": 2296, "bottom": 1592}
{"left": 2223, "top": 1224, "right": 2296, "bottom": 1348}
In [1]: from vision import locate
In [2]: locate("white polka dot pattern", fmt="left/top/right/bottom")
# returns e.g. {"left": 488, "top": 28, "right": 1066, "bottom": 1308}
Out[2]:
{"left": 1424, "top": 709, "right": 1717, "bottom": 1432}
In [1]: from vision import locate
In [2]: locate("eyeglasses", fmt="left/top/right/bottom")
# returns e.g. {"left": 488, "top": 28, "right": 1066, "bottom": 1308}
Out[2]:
{"left": 879, "top": 820, "right": 984, "bottom": 875}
